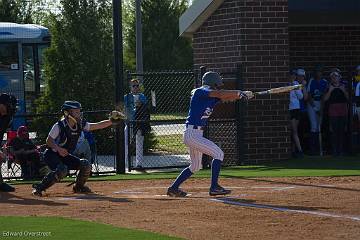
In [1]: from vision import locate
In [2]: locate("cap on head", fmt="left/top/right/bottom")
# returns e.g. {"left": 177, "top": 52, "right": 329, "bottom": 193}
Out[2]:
{"left": 296, "top": 69, "right": 306, "bottom": 77}
{"left": 0, "top": 93, "right": 17, "bottom": 116}
{"left": 17, "top": 125, "right": 29, "bottom": 139}
{"left": 202, "top": 71, "right": 224, "bottom": 88}
{"left": 61, "top": 100, "right": 82, "bottom": 112}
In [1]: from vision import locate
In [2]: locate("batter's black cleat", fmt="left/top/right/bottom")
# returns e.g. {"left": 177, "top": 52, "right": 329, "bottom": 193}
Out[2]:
{"left": 167, "top": 187, "right": 187, "bottom": 197}
{"left": 0, "top": 182, "right": 15, "bottom": 192}
{"left": 209, "top": 185, "right": 231, "bottom": 196}
{"left": 32, "top": 184, "right": 43, "bottom": 197}
{"left": 73, "top": 185, "right": 92, "bottom": 193}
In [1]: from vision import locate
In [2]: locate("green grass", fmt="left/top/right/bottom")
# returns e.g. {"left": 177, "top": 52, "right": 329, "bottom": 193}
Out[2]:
{"left": 221, "top": 155, "right": 360, "bottom": 177}
{"left": 153, "top": 134, "right": 187, "bottom": 154}
{"left": 0, "top": 216, "right": 182, "bottom": 240}
{"left": 9, "top": 155, "right": 360, "bottom": 186}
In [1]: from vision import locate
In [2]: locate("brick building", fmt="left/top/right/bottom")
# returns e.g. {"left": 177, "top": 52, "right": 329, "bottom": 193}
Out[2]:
{"left": 179, "top": 0, "right": 360, "bottom": 163}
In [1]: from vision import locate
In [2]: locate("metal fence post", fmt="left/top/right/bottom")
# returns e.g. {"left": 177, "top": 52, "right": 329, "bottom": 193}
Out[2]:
{"left": 200, "top": 66, "right": 206, "bottom": 86}
{"left": 113, "top": 0, "right": 125, "bottom": 174}
{"left": 236, "top": 64, "right": 245, "bottom": 165}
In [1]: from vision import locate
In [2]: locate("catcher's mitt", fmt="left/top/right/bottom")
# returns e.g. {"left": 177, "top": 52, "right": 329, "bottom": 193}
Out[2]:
{"left": 109, "top": 110, "right": 125, "bottom": 125}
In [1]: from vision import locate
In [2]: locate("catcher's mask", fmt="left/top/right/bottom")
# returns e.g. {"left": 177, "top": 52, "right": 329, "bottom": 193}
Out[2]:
{"left": 202, "top": 71, "right": 224, "bottom": 89}
{"left": 61, "top": 101, "right": 83, "bottom": 123}
{"left": 0, "top": 93, "right": 17, "bottom": 116}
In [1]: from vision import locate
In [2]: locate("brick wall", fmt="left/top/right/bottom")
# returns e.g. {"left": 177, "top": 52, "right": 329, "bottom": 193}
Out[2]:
{"left": 192, "top": 0, "right": 291, "bottom": 163}
{"left": 289, "top": 26, "right": 360, "bottom": 78}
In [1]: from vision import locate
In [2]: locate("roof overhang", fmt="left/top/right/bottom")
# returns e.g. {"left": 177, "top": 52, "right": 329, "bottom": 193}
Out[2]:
{"left": 179, "top": 0, "right": 225, "bottom": 38}
{"left": 179, "top": 0, "right": 360, "bottom": 38}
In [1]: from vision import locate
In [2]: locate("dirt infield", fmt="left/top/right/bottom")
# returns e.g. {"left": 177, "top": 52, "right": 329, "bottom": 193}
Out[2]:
{"left": 1, "top": 176, "right": 360, "bottom": 240}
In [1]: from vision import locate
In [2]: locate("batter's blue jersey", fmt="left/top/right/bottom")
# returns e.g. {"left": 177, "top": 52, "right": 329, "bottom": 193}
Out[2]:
{"left": 185, "top": 86, "right": 220, "bottom": 127}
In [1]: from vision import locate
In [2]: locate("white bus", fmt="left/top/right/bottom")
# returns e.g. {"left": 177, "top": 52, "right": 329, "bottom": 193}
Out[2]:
{"left": 0, "top": 22, "right": 50, "bottom": 128}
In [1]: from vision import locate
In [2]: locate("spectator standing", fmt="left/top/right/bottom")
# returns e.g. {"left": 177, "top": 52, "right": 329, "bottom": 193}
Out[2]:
{"left": 306, "top": 66, "right": 328, "bottom": 155}
{"left": 353, "top": 65, "right": 360, "bottom": 150}
{"left": 323, "top": 71, "right": 349, "bottom": 156}
{"left": 289, "top": 69, "right": 304, "bottom": 158}
{"left": 124, "top": 79, "right": 149, "bottom": 169}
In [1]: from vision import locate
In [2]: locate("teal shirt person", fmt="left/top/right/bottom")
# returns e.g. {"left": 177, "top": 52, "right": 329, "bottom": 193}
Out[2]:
{"left": 124, "top": 93, "right": 147, "bottom": 121}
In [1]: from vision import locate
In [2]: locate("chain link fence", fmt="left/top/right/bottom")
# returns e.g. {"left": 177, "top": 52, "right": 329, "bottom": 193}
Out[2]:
{"left": 126, "top": 68, "right": 243, "bottom": 170}
{"left": 126, "top": 71, "right": 196, "bottom": 170}
{"left": 1, "top": 110, "right": 116, "bottom": 180}
{"left": 2, "top": 67, "right": 245, "bottom": 179}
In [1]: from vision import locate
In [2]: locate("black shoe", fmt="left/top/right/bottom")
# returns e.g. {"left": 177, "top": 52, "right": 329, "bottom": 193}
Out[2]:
{"left": 167, "top": 187, "right": 187, "bottom": 197}
{"left": 209, "top": 185, "right": 231, "bottom": 196}
{"left": 73, "top": 185, "right": 92, "bottom": 193}
{"left": 32, "top": 184, "right": 43, "bottom": 197}
{"left": 0, "top": 182, "right": 15, "bottom": 192}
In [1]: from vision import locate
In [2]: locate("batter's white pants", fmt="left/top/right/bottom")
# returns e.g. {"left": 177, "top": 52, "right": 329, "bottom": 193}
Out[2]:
{"left": 183, "top": 127, "right": 224, "bottom": 173}
{"left": 124, "top": 124, "right": 144, "bottom": 168}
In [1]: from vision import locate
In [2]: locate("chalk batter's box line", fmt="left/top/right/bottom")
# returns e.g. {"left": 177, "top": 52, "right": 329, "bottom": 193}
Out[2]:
{"left": 210, "top": 198, "right": 360, "bottom": 222}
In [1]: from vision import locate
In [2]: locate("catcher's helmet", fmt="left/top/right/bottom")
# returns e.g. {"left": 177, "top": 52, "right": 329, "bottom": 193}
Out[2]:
{"left": 202, "top": 71, "right": 224, "bottom": 88}
{"left": 61, "top": 101, "right": 82, "bottom": 112}
{"left": 0, "top": 93, "right": 17, "bottom": 116}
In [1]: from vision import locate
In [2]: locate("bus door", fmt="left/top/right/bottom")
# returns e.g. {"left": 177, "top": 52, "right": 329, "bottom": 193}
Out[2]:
{"left": 22, "top": 43, "right": 48, "bottom": 113}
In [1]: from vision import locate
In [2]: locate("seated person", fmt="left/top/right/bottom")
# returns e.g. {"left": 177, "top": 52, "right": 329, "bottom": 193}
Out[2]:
{"left": 8, "top": 126, "right": 47, "bottom": 179}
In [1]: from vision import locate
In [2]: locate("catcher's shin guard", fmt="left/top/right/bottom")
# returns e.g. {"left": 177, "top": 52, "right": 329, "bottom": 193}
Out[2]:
{"left": 33, "top": 165, "right": 68, "bottom": 194}
{"left": 74, "top": 159, "right": 91, "bottom": 189}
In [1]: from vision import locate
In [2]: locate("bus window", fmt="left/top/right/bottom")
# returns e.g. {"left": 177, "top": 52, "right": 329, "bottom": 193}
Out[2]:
{"left": 23, "top": 45, "right": 35, "bottom": 92}
{"left": 0, "top": 43, "right": 19, "bottom": 71}
{"left": 37, "top": 44, "right": 47, "bottom": 92}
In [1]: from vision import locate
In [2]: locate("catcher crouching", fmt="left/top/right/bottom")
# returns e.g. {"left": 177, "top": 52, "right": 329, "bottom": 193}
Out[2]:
{"left": 32, "top": 101, "right": 124, "bottom": 196}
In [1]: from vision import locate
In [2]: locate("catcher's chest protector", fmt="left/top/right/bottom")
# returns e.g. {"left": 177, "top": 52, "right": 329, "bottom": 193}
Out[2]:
{"left": 57, "top": 120, "right": 84, "bottom": 153}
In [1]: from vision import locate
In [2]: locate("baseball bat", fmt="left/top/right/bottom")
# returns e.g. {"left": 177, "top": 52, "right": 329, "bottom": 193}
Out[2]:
{"left": 254, "top": 84, "right": 303, "bottom": 96}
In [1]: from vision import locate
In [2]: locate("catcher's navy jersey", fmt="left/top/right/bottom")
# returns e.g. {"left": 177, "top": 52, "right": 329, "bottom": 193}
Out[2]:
{"left": 185, "top": 86, "right": 220, "bottom": 127}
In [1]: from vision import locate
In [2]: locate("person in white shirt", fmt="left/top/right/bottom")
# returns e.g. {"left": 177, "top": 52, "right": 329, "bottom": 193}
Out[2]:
{"left": 289, "top": 69, "right": 305, "bottom": 158}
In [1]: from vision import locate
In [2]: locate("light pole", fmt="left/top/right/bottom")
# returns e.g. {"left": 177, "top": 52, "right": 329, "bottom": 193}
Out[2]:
{"left": 136, "top": 0, "right": 143, "bottom": 80}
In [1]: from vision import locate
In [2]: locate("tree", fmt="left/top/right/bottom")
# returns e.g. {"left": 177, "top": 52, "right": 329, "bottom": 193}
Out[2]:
{"left": 0, "top": 0, "right": 34, "bottom": 23}
{"left": 36, "top": 0, "right": 114, "bottom": 114}
{"left": 124, "top": 0, "right": 193, "bottom": 71}
{"left": 34, "top": 0, "right": 116, "bottom": 152}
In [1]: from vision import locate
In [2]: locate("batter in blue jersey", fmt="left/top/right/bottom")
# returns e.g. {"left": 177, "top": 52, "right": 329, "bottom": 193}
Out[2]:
{"left": 186, "top": 86, "right": 220, "bottom": 127}
{"left": 167, "top": 71, "right": 254, "bottom": 197}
